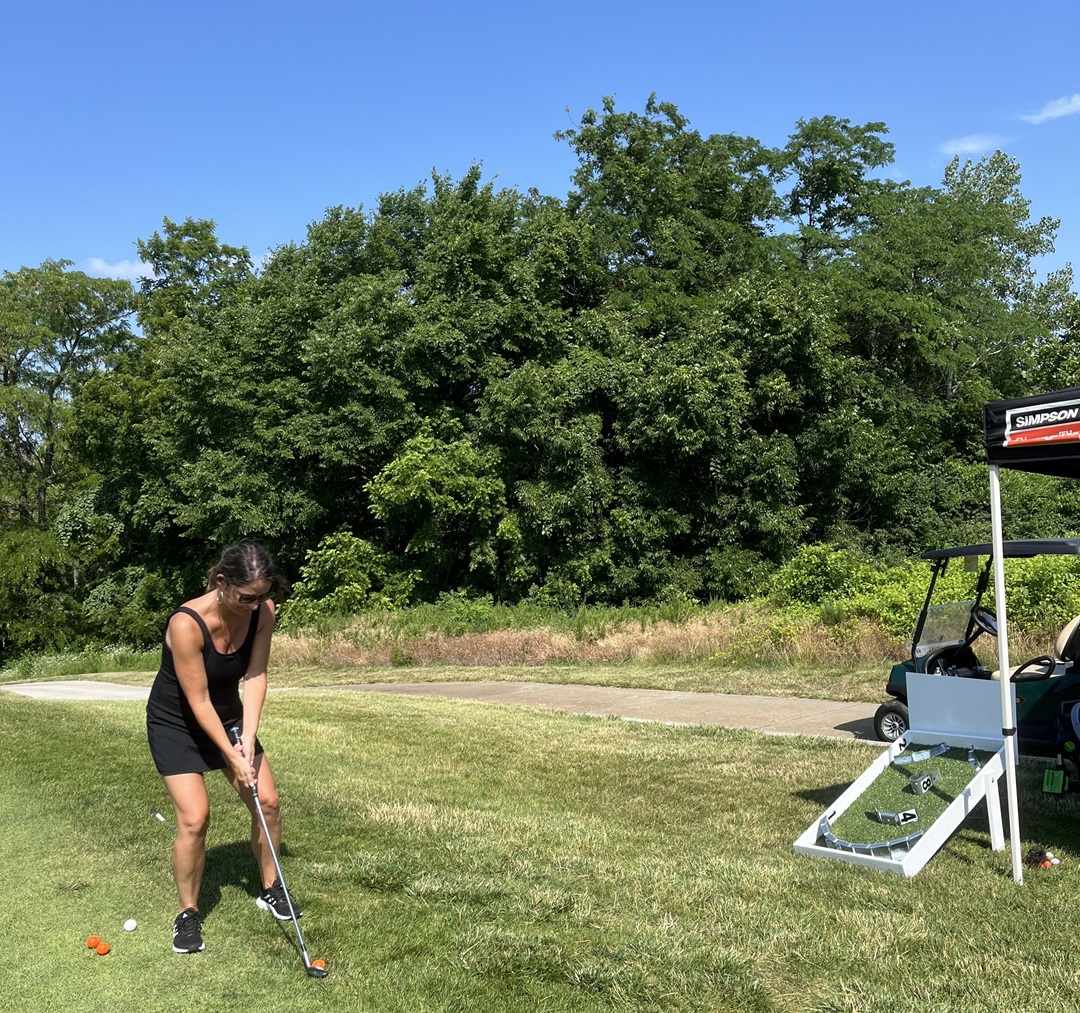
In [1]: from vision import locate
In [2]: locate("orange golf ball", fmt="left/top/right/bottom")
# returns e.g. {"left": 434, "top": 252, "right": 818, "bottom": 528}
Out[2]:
{"left": 311, "top": 959, "right": 326, "bottom": 970}
{"left": 86, "top": 935, "right": 100, "bottom": 949}
{"left": 96, "top": 941, "right": 111, "bottom": 955}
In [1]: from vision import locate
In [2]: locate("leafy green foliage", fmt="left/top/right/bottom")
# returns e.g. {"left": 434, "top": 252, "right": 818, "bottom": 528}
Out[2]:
{"left": 0, "top": 526, "right": 77, "bottom": 657}
{"left": 768, "top": 544, "right": 880, "bottom": 606}
{"left": 277, "top": 531, "right": 418, "bottom": 629}
{"left": 80, "top": 565, "right": 184, "bottom": 648}
{"left": 3, "top": 96, "right": 1077, "bottom": 661}
{"left": 780, "top": 115, "right": 896, "bottom": 264}
{"left": 766, "top": 542, "right": 1080, "bottom": 642}
{"left": 0, "top": 261, "right": 134, "bottom": 525}
{"left": 367, "top": 421, "right": 509, "bottom": 593}
{"left": 135, "top": 216, "right": 253, "bottom": 337}
{"left": 992, "top": 555, "right": 1080, "bottom": 631}
{"left": 557, "top": 93, "right": 780, "bottom": 308}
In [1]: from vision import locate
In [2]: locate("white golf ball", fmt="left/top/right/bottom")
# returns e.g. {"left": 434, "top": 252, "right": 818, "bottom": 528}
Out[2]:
{"left": 123, "top": 919, "right": 137, "bottom": 932}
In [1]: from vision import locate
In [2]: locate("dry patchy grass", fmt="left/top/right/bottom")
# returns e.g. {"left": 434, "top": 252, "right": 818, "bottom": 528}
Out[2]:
{"left": 271, "top": 604, "right": 905, "bottom": 670}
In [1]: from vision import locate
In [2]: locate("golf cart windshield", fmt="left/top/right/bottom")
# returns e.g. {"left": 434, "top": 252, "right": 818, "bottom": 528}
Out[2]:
{"left": 908, "top": 538, "right": 1080, "bottom": 662}
{"left": 914, "top": 601, "right": 977, "bottom": 657}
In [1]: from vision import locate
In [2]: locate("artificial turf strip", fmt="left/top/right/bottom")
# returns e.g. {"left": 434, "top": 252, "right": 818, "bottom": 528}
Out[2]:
{"left": 4, "top": 688, "right": 1080, "bottom": 1012}
{"left": 827, "top": 746, "right": 997, "bottom": 845}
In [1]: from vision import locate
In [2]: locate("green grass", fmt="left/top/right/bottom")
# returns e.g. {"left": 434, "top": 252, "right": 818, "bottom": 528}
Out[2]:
{"left": 3, "top": 688, "right": 1080, "bottom": 1011}
{"left": 828, "top": 747, "right": 997, "bottom": 844}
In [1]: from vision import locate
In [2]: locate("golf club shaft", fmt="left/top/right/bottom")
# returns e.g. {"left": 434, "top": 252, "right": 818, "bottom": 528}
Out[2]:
{"left": 149, "top": 806, "right": 176, "bottom": 835}
{"left": 229, "top": 726, "right": 316, "bottom": 971}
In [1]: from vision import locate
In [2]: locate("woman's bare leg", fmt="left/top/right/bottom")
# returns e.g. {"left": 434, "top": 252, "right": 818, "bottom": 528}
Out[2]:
{"left": 222, "top": 753, "right": 282, "bottom": 889}
{"left": 163, "top": 773, "right": 211, "bottom": 912}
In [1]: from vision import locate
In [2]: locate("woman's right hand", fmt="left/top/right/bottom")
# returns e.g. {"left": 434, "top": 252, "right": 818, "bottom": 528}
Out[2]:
{"left": 228, "top": 741, "right": 257, "bottom": 788}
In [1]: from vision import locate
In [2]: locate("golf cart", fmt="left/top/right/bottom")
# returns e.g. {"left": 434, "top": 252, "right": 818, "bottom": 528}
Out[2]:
{"left": 874, "top": 537, "right": 1080, "bottom": 756}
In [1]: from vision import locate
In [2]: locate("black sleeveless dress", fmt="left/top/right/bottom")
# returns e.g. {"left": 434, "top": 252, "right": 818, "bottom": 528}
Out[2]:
{"left": 146, "top": 605, "right": 265, "bottom": 775}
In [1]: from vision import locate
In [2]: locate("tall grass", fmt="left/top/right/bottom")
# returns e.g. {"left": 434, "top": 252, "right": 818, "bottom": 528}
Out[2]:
{"left": 268, "top": 600, "right": 1056, "bottom": 673}
{"left": 5, "top": 600, "right": 906, "bottom": 682}
{"left": 0, "top": 646, "right": 159, "bottom": 682}
{"left": 268, "top": 601, "right": 903, "bottom": 669}
{"left": 7, "top": 542, "right": 1079, "bottom": 684}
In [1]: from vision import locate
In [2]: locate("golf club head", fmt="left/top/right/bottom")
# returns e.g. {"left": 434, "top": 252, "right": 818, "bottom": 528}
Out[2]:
{"left": 306, "top": 963, "right": 328, "bottom": 978}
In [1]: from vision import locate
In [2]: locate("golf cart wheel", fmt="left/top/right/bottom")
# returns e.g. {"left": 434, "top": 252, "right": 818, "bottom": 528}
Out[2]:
{"left": 874, "top": 700, "right": 909, "bottom": 743}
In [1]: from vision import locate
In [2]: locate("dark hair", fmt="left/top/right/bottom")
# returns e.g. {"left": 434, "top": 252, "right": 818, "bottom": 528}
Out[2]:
{"left": 205, "top": 540, "right": 285, "bottom": 593}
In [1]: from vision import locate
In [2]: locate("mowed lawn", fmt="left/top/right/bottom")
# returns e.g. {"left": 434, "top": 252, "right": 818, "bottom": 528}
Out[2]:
{"left": 2, "top": 686, "right": 1080, "bottom": 1012}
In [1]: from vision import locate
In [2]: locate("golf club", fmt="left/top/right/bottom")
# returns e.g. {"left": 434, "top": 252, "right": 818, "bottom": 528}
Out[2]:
{"left": 149, "top": 805, "right": 176, "bottom": 835}
{"left": 229, "top": 726, "right": 326, "bottom": 978}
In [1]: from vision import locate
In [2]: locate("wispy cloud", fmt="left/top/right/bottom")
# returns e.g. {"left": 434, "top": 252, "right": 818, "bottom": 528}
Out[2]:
{"left": 939, "top": 134, "right": 1006, "bottom": 157}
{"left": 1022, "top": 94, "right": 1080, "bottom": 125}
{"left": 79, "top": 257, "right": 157, "bottom": 282}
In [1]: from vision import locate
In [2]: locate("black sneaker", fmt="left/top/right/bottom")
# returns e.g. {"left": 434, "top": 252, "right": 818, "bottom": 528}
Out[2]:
{"left": 256, "top": 879, "right": 302, "bottom": 921}
{"left": 172, "top": 908, "right": 204, "bottom": 953}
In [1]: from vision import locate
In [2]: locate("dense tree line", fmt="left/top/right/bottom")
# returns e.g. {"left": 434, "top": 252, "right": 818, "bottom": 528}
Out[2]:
{"left": 3, "top": 96, "right": 1078, "bottom": 660}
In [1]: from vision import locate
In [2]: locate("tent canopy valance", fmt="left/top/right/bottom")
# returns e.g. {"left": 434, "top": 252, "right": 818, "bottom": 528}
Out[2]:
{"left": 984, "top": 387, "right": 1080, "bottom": 478}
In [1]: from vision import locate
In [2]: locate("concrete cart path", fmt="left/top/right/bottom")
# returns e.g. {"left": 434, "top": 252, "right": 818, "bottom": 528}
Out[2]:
{"left": 1, "top": 680, "right": 154, "bottom": 701}
{"left": 339, "top": 682, "right": 881, "bottom": 742}
{"left": 0, "top": 679, "right": 882, "bottom": 743}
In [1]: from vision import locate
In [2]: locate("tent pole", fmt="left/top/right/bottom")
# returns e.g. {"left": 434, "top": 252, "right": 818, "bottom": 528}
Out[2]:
{"left": 989, "top": 464, "right": 1023, "bottom": 884}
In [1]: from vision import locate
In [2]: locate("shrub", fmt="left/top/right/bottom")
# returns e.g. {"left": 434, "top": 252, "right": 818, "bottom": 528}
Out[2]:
{"left": 81, "top": 567, "right": 184, "bottom": 648}
{"left": 769, "top": 544, "right": 1080, "bottom": 643}
{"left": 277, "top": 531, "right": 419, "bottom": 629}
{"left": 768, "top": 544, "right": 880, "bottom": 606}
{"left": 991, "top": 556, "right": 1080, "bottom": 633}
{"left": 0, "top": 527, "right": 78, "bottom": 663}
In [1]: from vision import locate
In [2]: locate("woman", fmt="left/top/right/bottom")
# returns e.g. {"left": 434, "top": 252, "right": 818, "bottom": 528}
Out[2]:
{"left": 146, "top": 540, "right": 300, "bottom": 954}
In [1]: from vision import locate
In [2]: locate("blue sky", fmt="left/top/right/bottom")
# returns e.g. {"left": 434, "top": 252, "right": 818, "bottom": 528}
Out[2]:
{"left": 2, "top": 0, "right": 1078, "bottom": 285}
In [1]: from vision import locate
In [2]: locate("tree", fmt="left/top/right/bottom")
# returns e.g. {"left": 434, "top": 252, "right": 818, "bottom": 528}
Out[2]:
{"left": 780, "top": 115, "right": 896, "bottom": 265}
{"left": 0, "top": 261, "right": 134, "bottom": 526}
{"left": 558, "top": 94, "right": 782, "bottom": 331}
{"left": 136, "top": 216, "right": 253, "bottom": 336}
{"left": 0, "top": 525, "right": 77, "bottom": 662}
{"left": 477, "top": 347, "right": 618, "bottom": 601}
{"left": 816, "top": 151, "right": 1066, "bottom": 546}
{"left": 76, "top": 220, "right": 268, "bottom": 571}
{"left": 1031, "top": 280, "right": 1080, "bottom": 390}
{"left": 58, "top": 100, "right": 1080, "bottom": 631}
{"left": 367, "top": 420, "right": 509, "bottom": 595}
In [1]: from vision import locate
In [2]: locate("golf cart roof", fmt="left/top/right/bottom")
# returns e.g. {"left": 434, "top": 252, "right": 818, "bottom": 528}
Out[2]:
{"left": 922, "top": 538, "right": 1080, "bottom": 560}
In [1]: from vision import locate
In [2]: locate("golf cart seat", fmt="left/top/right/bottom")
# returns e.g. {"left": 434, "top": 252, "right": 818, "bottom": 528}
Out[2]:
{"left": 992, "top": 615, "right": 1080, "bottom": 682}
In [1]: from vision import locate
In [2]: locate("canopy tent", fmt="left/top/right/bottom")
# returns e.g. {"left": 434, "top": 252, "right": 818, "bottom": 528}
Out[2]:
{"left": 983, "top": 386, "right": 1080, "bottom": 883}
{"left": 985, "top": 387, "right": 1080, "bottom": 478}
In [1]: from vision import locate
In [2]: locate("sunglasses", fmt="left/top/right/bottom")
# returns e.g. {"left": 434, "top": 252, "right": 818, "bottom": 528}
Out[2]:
{"left": 234, "top": 589, "right": 273, "bottom": 605}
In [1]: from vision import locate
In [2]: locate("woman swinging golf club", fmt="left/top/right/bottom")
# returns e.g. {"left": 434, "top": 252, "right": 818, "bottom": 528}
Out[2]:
{"left": 146, "top": 540, "right": 301, "bottom": 955}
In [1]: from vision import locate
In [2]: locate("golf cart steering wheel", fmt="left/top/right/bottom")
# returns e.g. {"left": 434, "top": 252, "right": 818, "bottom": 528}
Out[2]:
{"left": 972, "top": 605, "right": 998, "bottom": 638}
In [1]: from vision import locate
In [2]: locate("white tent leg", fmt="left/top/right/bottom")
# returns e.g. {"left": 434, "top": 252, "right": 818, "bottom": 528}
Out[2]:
{"left": 989, "top": 464, "right": 1023, "bottom": 884}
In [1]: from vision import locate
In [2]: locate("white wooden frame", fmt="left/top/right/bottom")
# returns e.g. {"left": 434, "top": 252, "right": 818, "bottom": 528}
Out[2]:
{"left": 794, "top": 674, "right": 1008, "bottom": 876}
